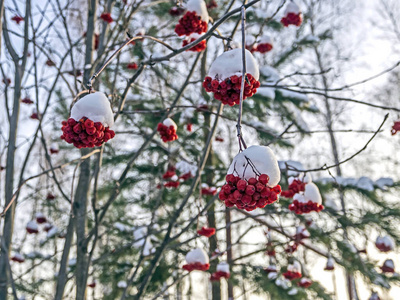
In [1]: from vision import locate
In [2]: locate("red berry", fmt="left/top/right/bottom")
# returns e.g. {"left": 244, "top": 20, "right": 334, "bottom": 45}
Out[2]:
{"left": 245, "top": 185, "right": 255, "bottom": 196}
{"left": 236, "top": 180, "right": 247, "bottom": 191}
{"left": 259, "top": 174, "right": 269, "bottom": 185}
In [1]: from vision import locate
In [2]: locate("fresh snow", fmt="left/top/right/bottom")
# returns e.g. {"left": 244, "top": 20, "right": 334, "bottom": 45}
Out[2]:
{"left": 26, "top": 221, "right": 38, "bottom": 231}
{"left": 117, "top": 281, "right": 128, "bottom": 288}
{"left": 187, "top": 0, "right": 209, "bottom": 22}
{"left": 176, "top": 160, "right": 198, "bottom": 177}
{"left": 259, "top": 35, "right": 273, "bottom": 44}
{"left": 185, "top": 248, "right": 209, "bottom": 264}
{"left": 260, "top": 66, "right": 280, "bottom": 84}
{"left": 256, "top": 87, "right": 275, "bottom": 100}
{"left": 227, "top": 145, "right": 280, "bottom": 186}
{"left": 384, "top": 259, "right": 394, "bottom": 269}
{"left": 304, "top": 182, "right": 322, "bottom": 204}
{"left": 163, "top": 118, "right": 177, "bottom": 129}
{"left": 267, "top": 272, "right": 278, "bottom": 279}
{"left": 284, "top": 1, "right": 300, "bottom": 15}
{"left": 208, "top": 49, "right": 260, "bottom": 81}
{"left": 70, "top": 92, "right": 114, "bottom": 127}
{"left": 356, "top": 177, "right": 374, "bottom": 192}
{"left": 376, "top": 235, "right": 394, "bottom": 248}
{"left": 288, "top": 261, "right": 301, "bottom": 273}
{"left": 216, "top": 262, "right": 229, "bottom": 273}
{"left": 288, "top": 288, "right": 298, "bottom": 295}
{"left": 375, "top": 177, "right": 394, "bottom": 190}
{"left": 47, "top": 226, "right": 58, "bottom": 238}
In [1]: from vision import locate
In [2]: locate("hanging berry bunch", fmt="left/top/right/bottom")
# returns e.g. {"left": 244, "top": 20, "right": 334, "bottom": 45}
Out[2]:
{"left": 157, "top": 118, "right": 178, "bottom": 142}
{"left": 182, "top": 248, "right": 210, "bottom": 272}
{"left": 281, "top": 1, "right": 303, "bottom": 27}
{"left": 219, "top": 146, "right": 281, "bottom": 211}
{"left": 283, "top": 261, "right": 302, "bottom": 280}
{"left": 324, "top": 256, "right": 335, "bottom": 271}
{"left": 255, "top": 35, "right": 273, "bottom": 53}
{"left": 391, "top": 120, "right": 400, "bottom": 135}
{"left": 60, "top": 92, "right": 115, "bottom": 149}
{"left": 203, "top": 49, "right": 260, "bottom": 106}
{"left": 197, "top": 226, "right": 216, "bottom": 237}
{"left": 288, "top": 182, "right": 324, "bottom": 214}
{"left": 210, "top": 262, "right": 230, "bottom": 281}
{"left": 281, "top": 173, "right": 311, "bottom": 198}
{"left": 375, "top": 235, "right": 394, "bottom": 252}
{"left": 297, "top": 277, "right": 312, "bottom": 288}
{"left": 380, "top": 259, "right": 395, "bottom": 273}
{"left": 175, "top": 0, "right": 208, "bottom": 36}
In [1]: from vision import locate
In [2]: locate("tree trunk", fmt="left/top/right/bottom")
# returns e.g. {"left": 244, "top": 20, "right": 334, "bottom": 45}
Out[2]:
{"left": 312, "top": 44, "right": 359, "bottom": 300}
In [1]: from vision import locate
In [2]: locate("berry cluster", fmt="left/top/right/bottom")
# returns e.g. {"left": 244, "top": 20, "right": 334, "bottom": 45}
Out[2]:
{"left": 182, "top": 38, "right": 206, "bottom": 52}
{"left": 283, "top": 270, "right": 302, "bottom": 280}
{"left": 289, "top": 200, "right": 324, "bottom": 214}
{"left": 206, "top": 0, "right": 218, "bottom": 10}
{"left": 175, "top": 11, "right": 208, "bottom": 36}
{"left": 210, "top": 271, "right": 230, "bottom": 281}
{"left": 47, "top": 193, "right": 56, "bottom": 201}
{"left": 186, "top": 123, "right": 192, "bottom": 132}
{"left": 281, "top": 13, "right": 302, "bottom": 27}
{"left": 100, "top": 13, "right": 113, "bottom": 24}
{"left": 255, "top": 43, "right": 273, "bottom": 53}
{"left": 264, "top": 265, "right": 277, "bottom": 274}
{"left": 164, "top": 181, "right": 180, "bottom": 188}
{"left": 182, "top": 262, "right": 210, "bottom": 272}
{"left": 218, "top": 174, "right": 281, "bottom": 211}
{"left": 163, "top": 166, "right": 176, "bottom": 179}
{"left": 197, "top": 226, "right": 216, "bottom": 237}
{"left": 46, "top": 59, "right": 55, "bottom": 67}
{"left": 11, "top": 15, "right": 24, "bottom": 24}
{"left": 203, "top": 74, "right": 260, "bottom": 106}
{"left": 375, "top": 242, "right": 392, "bottom": 252}
{"left": 391, "top": 121, "right": 400, "bottom": 135}
{"left": 380, "top": 264, "right": 394, "bottom": 273}
{"left": 266, "top": 244, "right": 276, "bottom": 257}
{"left": 11, "top": 254, "right": 25, "bottom": 263}
{"left": 127, "top": 63, "right": 138, "bottom": 70}
{"left": 21, "top": 97, "right": 34, "bottom": 104}
{"left": 324, "top": 264, "right": 334, "bottom": 271}
{"left": 298, "top": 278, "right": 312, "bottom": 288}
{"left": 30, "top": 112, "right": 39, "bottom": 120}
{"left": 281, "top": 179, "right": 306, "bottom": 198}
{"left": 61, "top": 117, "right": 115, "bottom": 149}
{"left": 157, "top": 123, "right": 178, "bottom": 142}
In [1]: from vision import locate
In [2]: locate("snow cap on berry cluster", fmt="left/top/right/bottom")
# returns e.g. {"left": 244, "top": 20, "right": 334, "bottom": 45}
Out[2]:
{"left": 185, "top": 248, "right": 209, "bottom": 264}
{"left": 376, "top": 235, "right": 395, "bottom": 248}
{"left": 187, "top": 0, "right": 209, "bottom": 22}
{"left": 26, "top": 221, "right": 38, "bottom": 230}
{"left": 208, "top": 49, "right": 260, "bottom": 81}
{"left": 296, "top": 225, "right": 310, "bottom": 238}
{"left": 227, "top": 145, "right": 280, "bottom": 187}
{"left": 284, "top": 1, "right": 301, "bottom": 15}
{"left": 383, "top": 259, "right": 394, "bottom": 269}
{"left": 70, "top": 92, "right": 114, "bottom": 127}
{"left": 216, "top": 262, "right": 229, "bottom": 273}
{"left": 293, "top": 182, "right": 321, "bottom": 204}
{"left": 288, "top": 261, "right": 301, "bottom": 273}
{"left": 163, "top": 118, "right": 177, "bottom": 130}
